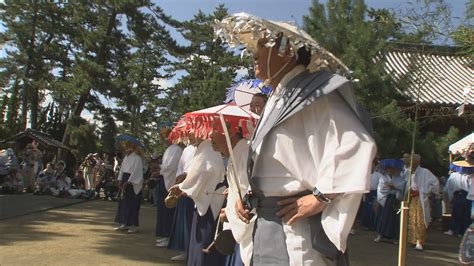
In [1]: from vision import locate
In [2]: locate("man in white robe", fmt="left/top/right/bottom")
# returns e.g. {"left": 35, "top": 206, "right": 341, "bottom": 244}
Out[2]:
{"left": 407, "top": 154, "right": 440, "bottom": 251}
{"left": 443, "top": 171, "right": 471, "bottom": 236}
{"left": 211, "top": 126, "right": 255, "bottom": 265}
{"left": 155, "top": 130, "right": 183, "bottom": 247}
{"left": 169, "top": 139, "right": 227, "bottom": 265}
{"left": 167, "top": 142, "right": 197, "bottom": 260}
{"left": 114, "top": 142, "right": 144, "bottom": 233}
{"left": 218, "top": 16, "right": 377, "bottom": 265}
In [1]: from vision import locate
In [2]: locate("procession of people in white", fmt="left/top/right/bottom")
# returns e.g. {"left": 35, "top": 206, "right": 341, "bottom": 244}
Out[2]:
{"left": 0, "top": 12, "right": 472, "bottom": 266}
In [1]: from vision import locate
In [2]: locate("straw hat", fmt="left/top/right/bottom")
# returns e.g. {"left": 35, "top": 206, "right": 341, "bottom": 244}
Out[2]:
{"left": 214, "top": 12, "right": 351, "bottom": 77}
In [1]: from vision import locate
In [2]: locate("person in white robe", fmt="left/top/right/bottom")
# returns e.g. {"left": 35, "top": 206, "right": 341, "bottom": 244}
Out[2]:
{"left": 167, "top": 142, "right": 197, "bottom": 260}
{"left": 407, "top": 154, "right": 440, "bottom": 251}
{"left": 374, "top": 159, "right": 407, "bottom": 243}
{"left": 212, "top": 127, "right": 255, "bottom": 266}
{"left": 216, "top": 15, "right": 376, "bottom": 266}
{"left": 169, "top": 139, "right": 227, "bottom": 265}
{"left": 443, "top": 171, "right": 472, "bottom": 236}
{"left": 155, "top": 128, "right": 183, "bottom": 247}
{"left": 114, "top": 141, "right": 144, "bottom": 233}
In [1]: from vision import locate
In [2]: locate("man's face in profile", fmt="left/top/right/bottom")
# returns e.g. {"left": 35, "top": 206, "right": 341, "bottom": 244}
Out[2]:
{"left": 250, "top": 95, "right": 266, "bottom": 115}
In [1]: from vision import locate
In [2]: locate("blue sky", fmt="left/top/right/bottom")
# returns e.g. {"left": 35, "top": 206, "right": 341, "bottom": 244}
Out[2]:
{"left": 0, "top": 0, "right": 469, "bottom": 124}
{"left": 154, "top": 0, "right": 468, "bottom": 27}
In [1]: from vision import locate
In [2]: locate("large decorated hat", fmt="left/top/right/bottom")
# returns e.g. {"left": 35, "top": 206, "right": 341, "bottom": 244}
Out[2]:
{"left": 451, "top": 143, "right": 474, "bottom": 174}
{"left": 214, "top": 12, "right": 351, "bottom": 77}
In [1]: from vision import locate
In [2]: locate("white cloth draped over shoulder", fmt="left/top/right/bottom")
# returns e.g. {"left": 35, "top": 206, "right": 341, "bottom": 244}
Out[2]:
{"left": 176, "top": 145, "right": 197, "bottom": 177}
{"left": 224, "top": 139, "right": 256, "bottom": 266}
{"left": 251, "top": 65, "right": 377, "bottom": 259}
{"left": 160, "top": 144, "right": 183, "bottom": 190}
{"left": 410, "top": 166, "right": 440, "bottom": 227}
{"left": 118, "top": 152, "right": 144, "bottom": 194}
{"left": 377, "top": 172, "right": 407, "bottom": 206}
{"left": 444, "top": 172, "right": 469, "bottom": 200}
{"left": 179, "top": 140, "right": 226, "bottom": 220}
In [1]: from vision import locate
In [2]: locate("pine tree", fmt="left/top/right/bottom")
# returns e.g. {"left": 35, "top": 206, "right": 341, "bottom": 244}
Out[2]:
{"left": 163, "top": 5, "right": 252, "bottom": 121}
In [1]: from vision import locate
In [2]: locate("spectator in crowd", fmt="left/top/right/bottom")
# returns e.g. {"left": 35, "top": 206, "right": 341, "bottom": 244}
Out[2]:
{"left": 21, "top": 143, "right": 43, "bottom": 192}
{"left": 52, "top": 172, "right": 72, "bottom": 197}
{"left": 81, "top": 153, "right": 97, "bottom": 190}
{"left": 71, "top": 169, "right": 86, "bottom": 190}
{"left": 35, "top": 163, "right": 56, "bottom": 195}
{"left": 5, "top": 148, "right": 19, "bottom": 173}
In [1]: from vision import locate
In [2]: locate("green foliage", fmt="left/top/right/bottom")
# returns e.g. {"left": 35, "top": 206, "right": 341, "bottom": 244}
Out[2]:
{"left": 303, "top": 0, "right": 464, "bottom": 176}
{"left": 451, "top": 0, "right": 474, "bottom": 56}
{"left": 67, "top": 116, "right": 98, "bottom": 161}
{"left": 417, "top": 127, "right": 459, "bottom": 176}
{"left": 162, "top": 5, "right": 252, "bottom": 121}
{"left": 303, "top": 0, "right": 403, "bottom": 112}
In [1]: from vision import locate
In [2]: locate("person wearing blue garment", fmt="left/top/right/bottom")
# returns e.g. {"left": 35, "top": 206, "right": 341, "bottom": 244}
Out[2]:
{"left": 167, "top": 135, "right": 197, "bottom": 261}
{"left": 361, "top": 158, "right": 383, "bottom": 230}
{"left": 445, "top": 144, "right": 474, "bottom": 237}
{"left": 444, "top": 171, "right": 472, "bottom": 236}
{"left": 113, "top": 140, "right": 144, "bottom": 233}
{"left": 374, "top": 159, "right": 407, "bottom": 244}
{"left": 168, "top": 136, "right": 227, "bottom": 266}
{"left": 216, "top": 13, "right": 376, "bottom": 266}
{"left": 155, "top": 127, "right": 183, "bottom": 248}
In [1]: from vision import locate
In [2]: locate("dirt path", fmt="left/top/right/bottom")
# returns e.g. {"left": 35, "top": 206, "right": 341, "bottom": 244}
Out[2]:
{"left": 0, "top": 195, "right": 462, "bottom": 265}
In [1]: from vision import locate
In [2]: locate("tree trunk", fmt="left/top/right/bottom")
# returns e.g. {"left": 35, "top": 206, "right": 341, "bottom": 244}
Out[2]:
{"left": 6, "top": 77, "right": 20, "bottom": 131}
{"left": 20, "top": 0, "right": 39, "bottom": 129}
{"left": 59, "top": 9, "right": 118, "bottom": 158}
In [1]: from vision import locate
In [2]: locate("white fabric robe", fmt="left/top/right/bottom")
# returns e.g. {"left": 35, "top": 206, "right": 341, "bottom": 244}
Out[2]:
{"left": 176, "top": 145, "right": 197, "bottom": 177}
{"left": 160, "top": 144, "right": 183, "bottom": 190}
{"left": 251, "top": 65, "right": 377, "bottom": 262}
{"left": 179, "top": 140, "right": 225, "bottom": 220}
{"left": 377, "top": 173, "right": 407, "bottom": 206}
{"left": 224, "top": 139, "right": 256, "bottom": 266}
{"left": 410, "top": 166, "right": 440, "bottom": 227}
{"left": 370, "top": 171, "right": 384, "bottom": 191}
{"left": 118, "top": 152, "right": 144, "bottom": 194}
{"left": 444, "top": 172, "right": 469, "bottom": 200}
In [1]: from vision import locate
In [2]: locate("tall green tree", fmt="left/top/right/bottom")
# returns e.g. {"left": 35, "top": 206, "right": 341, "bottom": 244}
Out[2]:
{"left": 302, "top": 0, "right": 462, "bottom": 175}
{"left": 162, "top": 5, "right": 252, "bottom": 121}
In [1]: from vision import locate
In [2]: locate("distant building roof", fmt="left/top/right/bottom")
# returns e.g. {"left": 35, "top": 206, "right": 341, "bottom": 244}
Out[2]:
{"left": 380, "top": 43, "right": 473, "bottom": 106}
{"left": 0, "top": 128, "right": 69, "bottom": 150}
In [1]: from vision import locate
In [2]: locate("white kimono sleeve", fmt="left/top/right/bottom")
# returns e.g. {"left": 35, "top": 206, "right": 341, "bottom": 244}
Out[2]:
{"left": 302, "top": 92, "right": 377, "bottom": 252}
{"left": 161, "top": 144, "right": 183, "bottom": 190}
{"left": 179, "top": 140, "right": 225, "bottom": 219}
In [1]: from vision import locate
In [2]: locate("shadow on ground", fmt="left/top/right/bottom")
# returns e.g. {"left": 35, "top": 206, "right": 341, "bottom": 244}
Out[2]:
{"left": 0, "top": 194, "right": 463, "bottom": 265}
{"left": 349, "top": 220, "right": 460, "bottom": 266}
{"left": 0, "top": 195, "right": 183, "bottom": 265}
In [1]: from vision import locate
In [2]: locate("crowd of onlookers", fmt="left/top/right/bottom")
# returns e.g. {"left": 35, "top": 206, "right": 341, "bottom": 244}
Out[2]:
{"left": 0, "top": 145, "right": 164, "bottom": 205}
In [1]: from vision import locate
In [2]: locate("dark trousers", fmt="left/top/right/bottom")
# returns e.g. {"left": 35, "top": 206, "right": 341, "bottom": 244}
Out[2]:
{"left": 155, "top": 177, "right": 175, "bottom": 237}
{"left": 451, "top": 191, "right": 472, "bottom": 235}
{"left": 187, "top": 207, "right": 226, "bottom": 266}
{"left": 168, "top": 197, "right": 195, "bottom": 252}
{"left": 114, "top": 174, "right": 142, "bottom": 226}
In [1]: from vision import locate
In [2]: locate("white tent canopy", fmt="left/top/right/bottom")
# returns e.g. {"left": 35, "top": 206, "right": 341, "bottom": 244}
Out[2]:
{"left": 449, "top": 132, "right": 474, "bottom": 154}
